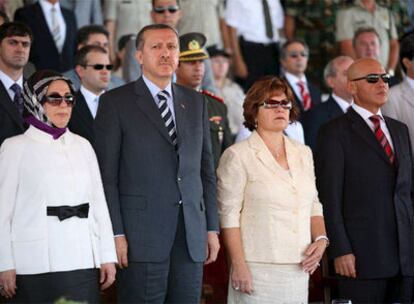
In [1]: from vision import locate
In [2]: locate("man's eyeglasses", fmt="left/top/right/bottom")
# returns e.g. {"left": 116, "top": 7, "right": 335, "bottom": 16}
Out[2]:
{"left": 83, "top": 64, "right": 113, "bottom": 71}
{"left": 153, "top": 5, "right": 179, "bottom": 14}
{"left": 259, "top": 99, "right": 293, "bottom": 110}
{"left": 288, "top": 51, "right": 308, "bottom": 58}
{"left": 351, "top": 73, "right": 391, "bottom": 84}
{"left": 44, "top": 94, "right": 75, "bottom": 107}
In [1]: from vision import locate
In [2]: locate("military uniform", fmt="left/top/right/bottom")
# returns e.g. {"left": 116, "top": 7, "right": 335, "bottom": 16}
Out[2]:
{"left": 284, "top": 0, "right": 350, "bottom": 91}
{"left": 202, "top": 90, "right": 233, "bottom": 168}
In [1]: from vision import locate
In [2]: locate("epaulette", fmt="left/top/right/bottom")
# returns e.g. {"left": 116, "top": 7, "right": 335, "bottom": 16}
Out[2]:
{"left": 201, "top": 90, "right": 224, "bottom": 104}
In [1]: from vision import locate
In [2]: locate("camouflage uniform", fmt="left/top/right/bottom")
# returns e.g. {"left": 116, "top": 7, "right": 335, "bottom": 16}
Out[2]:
{"left": 284, "top": 0, "right": 350, "bottom": 92}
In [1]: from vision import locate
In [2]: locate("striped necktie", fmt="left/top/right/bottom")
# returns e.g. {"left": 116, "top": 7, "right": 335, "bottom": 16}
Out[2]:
{"left": 297, "top": 80, "right": 312, "bottom": 111}
{"left": 51, "top": 6, "right": 62, "bottom": 52}
{"left": 157, "top": 90, "right": 177, "bottom": 146}
{"left": 369, "top": 115, "right": 395, "bottom": 164}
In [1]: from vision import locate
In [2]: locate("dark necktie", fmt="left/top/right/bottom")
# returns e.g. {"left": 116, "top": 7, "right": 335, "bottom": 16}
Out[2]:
{"left": 262, "top": 0, "right": 274, "bottom": 39}
{"left": 157, "top": 90, "right": 177, "bottom": 146}
{"left": 10, "top": 83, "right": 24, "bottom": 115}
{"left": 369, "top": 115, "right": 395, "bottom": 164}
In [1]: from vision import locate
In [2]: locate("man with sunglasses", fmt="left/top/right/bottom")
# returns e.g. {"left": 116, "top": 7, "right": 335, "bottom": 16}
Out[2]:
{"left": 63, "top": 25, "right": 124, "bottom": 91}
{"left": 68, "top": 45, "right": 111, "bottom": 143}
{"left": 280, "top": 39, "right": 322, "bottom": 117}
{"left": 316, "top": 58, "right": 414, "bottom": 303}
{"left": 0, "top": 22, "right": 32, "bottom": 146}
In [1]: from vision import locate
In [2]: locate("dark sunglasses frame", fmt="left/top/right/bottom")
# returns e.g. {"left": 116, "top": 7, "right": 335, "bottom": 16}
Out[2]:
{"left": 351, "top": 73, "right": 391, "bottom": 84}
{"left": 44, "top": 94, "right": 76, "bottom": 107}
{"left": 83, "top": 64, "right": 114, "bottom": 71}
{"left": 259, "top": 99, "right": 293, "bottom": 110}
{"left": 153, "top": 5, "right": 179, "bottom": 14}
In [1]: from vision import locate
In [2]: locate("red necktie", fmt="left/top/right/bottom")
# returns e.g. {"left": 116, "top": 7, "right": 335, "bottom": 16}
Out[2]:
{"left": 369, "top": 115, "right": 395, "bottom": 164}
{"left": 297, "top": 81, "right": 312, "bottom": 111}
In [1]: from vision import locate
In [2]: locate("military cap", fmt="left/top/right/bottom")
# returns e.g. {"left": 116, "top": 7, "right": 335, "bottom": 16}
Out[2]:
{"left": 207, "top": 46, "right": 231, "bottom": 59}
{"left": 179, "top": 32, "right": 209, "bottom": 62}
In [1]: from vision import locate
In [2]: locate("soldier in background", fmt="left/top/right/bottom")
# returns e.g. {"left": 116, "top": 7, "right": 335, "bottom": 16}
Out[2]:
{"left": 176, "top": 32, "right": 233, "bottom": 168}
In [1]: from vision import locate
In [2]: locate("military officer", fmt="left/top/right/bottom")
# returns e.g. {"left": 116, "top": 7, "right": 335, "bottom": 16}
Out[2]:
{"left": 176, "top": 32, "right": 233, "bottom": 167}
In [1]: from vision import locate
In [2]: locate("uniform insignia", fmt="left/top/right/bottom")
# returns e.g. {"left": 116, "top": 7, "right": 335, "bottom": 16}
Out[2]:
{"left": 201, "top": 90, "right": 224, "bottom": 104}
{"left": 209, "top": 116, "right": 222, "bottom": 124}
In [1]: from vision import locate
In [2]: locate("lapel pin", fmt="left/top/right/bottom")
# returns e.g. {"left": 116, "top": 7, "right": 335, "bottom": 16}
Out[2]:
{"left": 180, "top": 103, "right": 185, "bottom": 109}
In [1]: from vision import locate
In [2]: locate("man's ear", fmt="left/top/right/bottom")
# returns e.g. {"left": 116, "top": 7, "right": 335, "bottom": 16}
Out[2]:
{"left": 402, "top": 57, "right": 411, "bottom": 71}
{"left": 325, "top": 76, "right": 335, "bottom": 90}
{"left": 347, "top": 80, "right": 356, "bottom": 96}
{"left": 135, "top": 50, "right": 143, "bottom": 65}
{"left": 75, "top": 65, "right": 85, "bottom": 79}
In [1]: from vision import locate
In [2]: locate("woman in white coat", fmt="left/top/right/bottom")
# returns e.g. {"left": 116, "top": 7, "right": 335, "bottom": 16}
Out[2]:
{"left": 217, "top": 76, "right": 328, "bottom": 303}
{"left": 0, "top": 70, "right": 117, "bottom": 303}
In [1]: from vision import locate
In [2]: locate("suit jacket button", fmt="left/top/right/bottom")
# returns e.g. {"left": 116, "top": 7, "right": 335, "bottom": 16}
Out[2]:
{"left": 177, "top": 177, "right": 181, "bottom": 182}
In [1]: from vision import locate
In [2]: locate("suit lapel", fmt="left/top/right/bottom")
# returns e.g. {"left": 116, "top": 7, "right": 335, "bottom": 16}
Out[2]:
{"left": 326, "top": 96, "right": 344, "bottom": 119}
{"left": 0, "top": 81, "right": 24, "bottom": 131}
{"left": 171, "top": 84, "right": 188, "bottom": 147}
{"left": 248, "top": 132, "right": 295, "bottom": 186}
{"left": 133, "top": 78, "right": 174, "bottom": 145}
{"left": 385, "top": 116, "right": 402, "bottom": 167}
{"left": 34, "top": 3, "right": 57, "bottom": 51}
{"left": 285, "top": 79, "right": 304, "bottom": 113}
{"left": 347, "top": 108, "right": 392, "bottom": 165}
{"left": 73, "top": 92, "right": 94, "bottom": 132}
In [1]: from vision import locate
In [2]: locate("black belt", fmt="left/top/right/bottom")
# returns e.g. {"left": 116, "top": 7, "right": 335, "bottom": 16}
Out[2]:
{"left": 47, "top": 203, "right": 89, "bottom": 221}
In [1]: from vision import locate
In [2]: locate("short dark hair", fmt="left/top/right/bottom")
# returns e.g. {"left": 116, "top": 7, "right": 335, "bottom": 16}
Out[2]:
{"left": 135, "top": 23, "right": 178, "bottom": 50}
{"left": 75, "top": 45, "right": 107, "bottom": 67}
{"left": 77, "top": 24, "right": 109, "bottom": 46}
{"left": 400, "top": 34, "right": 414, "bottom": 73}
{"left": 280, "top": 39, "right": 309, "bottom": 60}
{"left": 243, "top": 76, "right": 300, "bottom": 131}
{"left": 352, "top": 26, "right": 381, "bottom": 47}
{"left": 0, "top": 22, "right": 32, "bottom": 44}
{"left": 118, "top": 34, "right": 134, "bottom": 51}
{"left": 152, "top": 0, "right": 180, "bottom": 8}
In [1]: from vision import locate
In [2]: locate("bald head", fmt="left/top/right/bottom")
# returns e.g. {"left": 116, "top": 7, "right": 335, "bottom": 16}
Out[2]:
{"left": 347, "top": 58, "right": 388, "bottom": 114}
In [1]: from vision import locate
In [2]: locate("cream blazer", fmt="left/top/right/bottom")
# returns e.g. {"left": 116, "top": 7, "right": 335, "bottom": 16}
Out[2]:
{"left": 0, "top": 126, "right": 117, "bottom": 274}
{"left": 217, "top": 131, "right": 323, "bottom": 264}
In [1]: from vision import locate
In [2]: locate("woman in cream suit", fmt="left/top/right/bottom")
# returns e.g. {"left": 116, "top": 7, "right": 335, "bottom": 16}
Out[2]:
{"left": 217, "top": 76, "right": 328, "bottom": 303}
{"left": 0, "top": 71, "right": 117, "bottom": 303}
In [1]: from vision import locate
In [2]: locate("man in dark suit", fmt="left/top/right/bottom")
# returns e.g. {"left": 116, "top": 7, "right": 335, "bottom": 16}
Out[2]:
{"left": 68, "top": 45, "right": 110, "bottom": 143}
{"left": 0, "top": 22, "right": 32, "bottom": 146}
{"left": 303, "top": 56, "right": 354, "bottom": 150}
{"left": 94, "top": 24, "right": 220, "bottom": 303}
{"left": 175, "top": 32, "right": 232, "bottom": 168}
{"left": 280, "top": 39, "right": 322, "bottom": 118}
{"left": 315, "top": 58, "right": 414, "bottom": 303}
{"left": 14, "top": 0, "right": 77, "bottom": 72}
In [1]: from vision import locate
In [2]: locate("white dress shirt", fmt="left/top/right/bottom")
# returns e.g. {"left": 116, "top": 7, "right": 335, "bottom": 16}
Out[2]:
{"left": 0, "top": 70, "right": 23, "bottom": 101}
{"left": 142, "top": 75, "right": 176, "bottom": 124}
{"left": 352, "top": 103, "right": 394, "bottom": 150}
{"left": 80, "top": 86, "right": 103, "bottom": 119}
{"left": 284, "top": 72, "right": 309, "bottom": 105}
{"left": 225, "top": 0, "right": 284, "bottom": 44}
{"left": 332, "top": 93, "right": 353, "bottom": 113}
{"left": 39, "top": 0, "right": 66, "bottom": 52}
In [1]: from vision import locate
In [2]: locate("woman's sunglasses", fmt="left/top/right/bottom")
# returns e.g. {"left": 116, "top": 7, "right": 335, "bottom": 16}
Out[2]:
{"left": 44, "top": 94, "right": 76, "bottom": 107}
{"left": 259, "top": 99, "right": 292, "bottom": 110}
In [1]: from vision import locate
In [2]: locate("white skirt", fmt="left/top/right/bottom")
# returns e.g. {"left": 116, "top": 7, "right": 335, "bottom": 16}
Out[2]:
{"left": 227, "top": 263, "right": 309, "bottom": 304}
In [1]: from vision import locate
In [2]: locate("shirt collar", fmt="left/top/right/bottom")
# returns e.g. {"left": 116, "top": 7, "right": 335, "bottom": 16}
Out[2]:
{"left": 39, "top": 0, "right": 61, "bottom": 11}
{"left": 0, "top": 69, "right": 23, "bottom": 90}
{"left": 142, "top": 75, "right": 173, "bottom": 101}
{"left": 284, "top": 72, "right": 306, "bottom": 86}
{"left": 80, "top": 85, "right": 103, "bottom": 104}
{"left": 405, "top": 75, "right": 414, "bottom": 92}
{"left": 332, "top": 93, "right": 353, "bottom": 113}
{"left": 352, "top": 102, "right": 383, "bottom": 121}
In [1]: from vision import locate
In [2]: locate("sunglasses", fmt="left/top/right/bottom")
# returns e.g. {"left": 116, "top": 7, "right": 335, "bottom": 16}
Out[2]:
{"left": 351, "top": 73, "right": 391, "bottom": 84}
{"left": 153, "top": 5, "right": 179, "bottom": 14}
{"left": 259, "top": 99, "right": 292, "bottom": 110}
{"left": 288, "top": 51, "right": 308, "bottom": 58}
{"left": 44, "top": 94, "right": 75, "bottom": 107}
{"left": 83, "top": 64, "right": 113, "bottom": 71}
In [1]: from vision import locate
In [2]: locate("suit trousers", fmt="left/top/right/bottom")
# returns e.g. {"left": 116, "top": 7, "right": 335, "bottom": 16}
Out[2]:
{"left": 338, "top": 275, "right": 413, "bottom": 303}
{"left": 117, "top": 206, "right": 204, "bottom": 303}
{"left": 236, "top": 37, "right": 280, "bottom": 92}
{"left": 3, "top": 268, "right": 99, "bottom": 303}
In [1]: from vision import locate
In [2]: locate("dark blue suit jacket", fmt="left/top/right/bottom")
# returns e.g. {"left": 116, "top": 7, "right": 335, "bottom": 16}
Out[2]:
{"left": 14, "top": 2, "right": 77, "bottom": 72}
{"left": 94, "top": 78, "right": 219, "bottom": 263}
{"left": 303, "top": 95, "right": 345, "bottom": 151}
{"left": 316, "top": 108, "right": 414, "bottom": 278}
{"left": 68, "top": 91, "right": 94, "bottom": 144}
